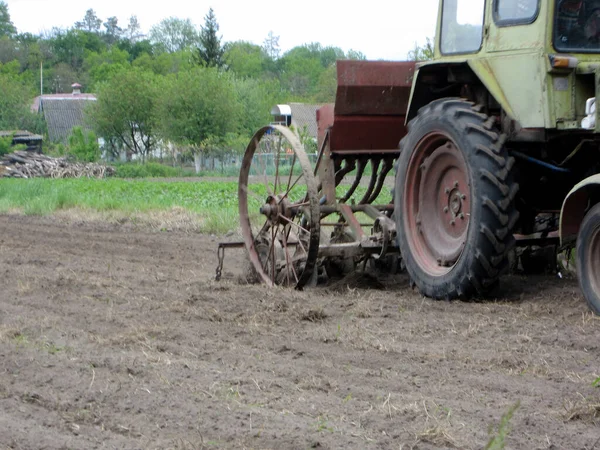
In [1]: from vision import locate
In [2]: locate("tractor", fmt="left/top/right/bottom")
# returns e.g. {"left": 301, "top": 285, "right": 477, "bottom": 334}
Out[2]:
{"left": 217, "top": 0, "right": 600, "bottom": 315}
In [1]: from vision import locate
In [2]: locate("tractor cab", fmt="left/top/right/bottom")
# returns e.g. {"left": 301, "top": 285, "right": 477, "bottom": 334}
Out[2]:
{"left": 409, "top": 0, "right": 600, "bottom": 134}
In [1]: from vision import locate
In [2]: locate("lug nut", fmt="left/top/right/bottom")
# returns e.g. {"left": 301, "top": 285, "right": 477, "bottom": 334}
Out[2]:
{"left": 445, "top": 187, "right": 451, "bottom": 194}
{"left": 443, "top": 207, "right": 449, "bottom": 214}
{"left": 454, "top": 181, "right": 459, "bottom": 188}
{"left": 450, "top": 220, "right": 456, "bottom": 226}
{"left": 459, "top": 213, "right": 465, "bottom": 220}
{"left": 461, "top": 194, "right": 467, "bottom": 200}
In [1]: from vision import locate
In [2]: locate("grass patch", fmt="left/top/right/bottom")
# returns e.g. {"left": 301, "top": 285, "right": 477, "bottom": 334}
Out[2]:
{"left": 113, "top": 162, "right": 197, "bottom": 178}
{"left": 0, "top": 178, "right": 258, "bottom": 234}
{"left": 0, "top": 177, "right": 393, "bottom": 234}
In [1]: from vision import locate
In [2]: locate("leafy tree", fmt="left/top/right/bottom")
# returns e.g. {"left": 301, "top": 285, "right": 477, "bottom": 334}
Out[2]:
{"left": 0, "top": 1, "right": 16, "bottom": 38}
{"left": 149, "top": 17, "right": 198, "bottom": 53}
{"left": 118, "top": 38, "right": 154, "bottom": 62}
{"left": 314, "top": 64, "right": 337, "bottom": 103}
{"left": 224, "top": 41, "right": 267, "bottom": 78}
{"left": 89, "top": 67, "right": 160, "bottom": 159}
{"left": 75, "top": 9, "right": 102, "bottom": 33}
{"left": 49, "top": 28, "right": 105, "bottom": 70}
{"left": 234, "top": 77, "right": 280, "bottom": 137}
{"left": 84, "top": 47, "right": 130, "bottom": 88}
{"left": 124, "top": 15, "right": 142, "bottom": 42}
{"left": 262, "top": 31, "right": 280, "bottom": 60}
{"left": 103, "top": 17, "right": 122, "bottom": 46}
{"left": 67, "top": 126, "right": 100, "bottom": 162}
{"left": 408, "top": 38, "right": 434, "bottom": 61}
{"left": 196, "top": 8, "right": 224, "bottom": 68}
{"left": 46, "top": 62, "right": 78, "bottom": 93}
{"left": 157, "top": 67, "right": 239, "bottom": 172}
{"left": 0, "top": 73, "right": 44, "bottom": 132}
{"left": 347, "top": 49, "right": 367, "bottom": 60}
{"left": 132, "top": 49, "right": 193, "bottom": 75}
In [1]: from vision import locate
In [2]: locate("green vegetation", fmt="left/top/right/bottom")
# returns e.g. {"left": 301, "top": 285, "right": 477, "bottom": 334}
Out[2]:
{"left": 0, "top": 178, "right": 267, "bottom": 234}
{"left": 67, "top": 127, "right": 100, "bottom": 162}
{"left": 113, "top": 162, "right": 195, "bottom": 178}
{"left": 485, "top": 401, "right": 520, "bottom": 450}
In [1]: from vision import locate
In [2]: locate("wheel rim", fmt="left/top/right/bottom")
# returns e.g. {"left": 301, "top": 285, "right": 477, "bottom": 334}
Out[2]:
{"left": 403, "top": 133, "right": 471, "bottom": 276}
{"left": 238, "top": 125, "right": 320, "bottom": 288}
{"left": 585, "top": 225, "right": 600, "bottom": 296}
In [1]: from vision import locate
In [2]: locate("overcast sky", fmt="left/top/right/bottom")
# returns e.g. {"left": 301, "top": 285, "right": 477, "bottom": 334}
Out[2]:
{"left": 5, "top": 0, "right": 439, "bottom": 61}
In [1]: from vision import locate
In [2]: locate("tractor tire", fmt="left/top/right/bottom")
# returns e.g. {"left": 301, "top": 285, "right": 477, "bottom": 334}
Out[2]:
{"left": 395, "top": 98, "right": 519, "bottom": 299}
{"left": 576, "top": 202, "right": 600, "bottom": 314}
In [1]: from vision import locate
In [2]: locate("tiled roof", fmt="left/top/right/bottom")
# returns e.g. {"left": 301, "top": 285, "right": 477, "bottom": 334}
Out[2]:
{"left": 289, "top": 103, "right": 322, "bottom": 139}
{"left": 32, "top": 94, "right": 97, "bottom": 113}
{"left": 39, "top": 97, "right": 96, "bottom": 143}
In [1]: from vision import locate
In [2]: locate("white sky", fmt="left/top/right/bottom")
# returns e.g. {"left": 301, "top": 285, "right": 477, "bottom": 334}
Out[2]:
{"left": 5, "top": 0, "right": 439, "bottom": 61}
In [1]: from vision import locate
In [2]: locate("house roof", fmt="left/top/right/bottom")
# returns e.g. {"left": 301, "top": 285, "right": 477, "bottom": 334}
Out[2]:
{"left": 32, "top": 93, "right": 97, "bottom": 113}
{"left": 288, "top": 103, "right": 322, "bottom": 140}
{"left": 37, "top": 97, "right": 97, "bottom": 143}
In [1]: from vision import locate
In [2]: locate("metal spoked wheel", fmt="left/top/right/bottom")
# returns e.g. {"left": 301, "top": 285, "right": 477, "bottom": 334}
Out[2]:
{"left": 238, "top": 125, "right": 320, "bottom": 288}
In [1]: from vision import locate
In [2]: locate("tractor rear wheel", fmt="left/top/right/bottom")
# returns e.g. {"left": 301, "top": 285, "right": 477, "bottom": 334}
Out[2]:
{"left": 395, "top": 98, "right": 519, "bottom": 299}
{"left": 576, "top": 202, "right": 600, "bottom": 314}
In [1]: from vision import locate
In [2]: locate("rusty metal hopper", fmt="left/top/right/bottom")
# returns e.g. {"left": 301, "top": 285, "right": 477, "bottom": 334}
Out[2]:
{"left": 318, "top": 60, "right": 416, "bottom": 153}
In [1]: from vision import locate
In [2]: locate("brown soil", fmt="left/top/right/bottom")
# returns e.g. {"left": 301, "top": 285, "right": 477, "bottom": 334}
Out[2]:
{"left": 1, "top": 214, "right": 599, "bottom": 450}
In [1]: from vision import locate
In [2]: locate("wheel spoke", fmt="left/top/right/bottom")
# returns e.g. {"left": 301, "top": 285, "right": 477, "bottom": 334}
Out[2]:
{"left": 282, "top": 231, "right": 299, "bottom": 285}
{"left": 285, "top": 172, "right": 305, "bottom": 199}
{"left": 274, "top": 134, "right": 282, "bottom": 194}
{"left": 286, "top": 152, "right": 297, "bottom": 193}
{"left": 278, "top": 214, "right": 309, "bottom": 235}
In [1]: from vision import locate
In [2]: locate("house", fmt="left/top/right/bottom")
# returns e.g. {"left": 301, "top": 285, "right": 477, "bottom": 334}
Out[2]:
{"left": 270, "top": 103, "right": 323, "bottom": 140}
{"left": 32, "top": 83, "right": 97, "bottom": 143}
{"left": 0, "top": 130, "right": 43, "bottom": 153}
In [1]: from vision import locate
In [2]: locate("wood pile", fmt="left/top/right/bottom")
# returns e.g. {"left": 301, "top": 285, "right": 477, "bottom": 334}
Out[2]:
{"left": 0, "top": 151, "right": 115, "bottom": 179}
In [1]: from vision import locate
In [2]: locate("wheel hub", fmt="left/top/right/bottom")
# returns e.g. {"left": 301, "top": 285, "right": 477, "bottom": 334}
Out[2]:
{"left": 260, "top": 195, "right": 293, "bottom": 225}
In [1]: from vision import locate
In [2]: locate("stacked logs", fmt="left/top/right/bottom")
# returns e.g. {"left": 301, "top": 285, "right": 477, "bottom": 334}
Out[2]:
{"left": 0, "top": 151, "right": 115, "bottom": 179}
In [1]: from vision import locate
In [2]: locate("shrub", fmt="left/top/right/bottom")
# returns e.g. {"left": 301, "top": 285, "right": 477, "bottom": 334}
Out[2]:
{"left": 68, "top": 127, "right": 100, "bottom": 162}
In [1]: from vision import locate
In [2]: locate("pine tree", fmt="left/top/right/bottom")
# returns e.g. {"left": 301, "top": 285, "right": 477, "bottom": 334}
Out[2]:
{"left": 0, "top": 1, "right": 16, "bottom": 38}
{"left": 196, "top": 8, "right": 224, "bottom": 68}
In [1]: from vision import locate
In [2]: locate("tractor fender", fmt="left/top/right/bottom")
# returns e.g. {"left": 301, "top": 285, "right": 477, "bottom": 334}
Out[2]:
{"left": 406, "top": 60, "right": 516, "bottom": 123}
{"left": 560, "top": 174, "right": 600, "bottom": 245}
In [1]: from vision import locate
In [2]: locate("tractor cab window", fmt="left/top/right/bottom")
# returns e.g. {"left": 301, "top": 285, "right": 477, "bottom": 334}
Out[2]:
{"left": 555, "top": 0, "right": 600, "bottom": 51}
{"left": 495, "top": 0, "right": 539, "bottom": 24}
{"left": 441, "top": 0, "right": 486, "bottom": 54}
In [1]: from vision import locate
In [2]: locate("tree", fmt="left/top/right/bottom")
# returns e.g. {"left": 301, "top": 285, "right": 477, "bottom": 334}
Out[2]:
{"left": 0, "top": 1, "right": 16, "bottom": 38}
{"left": 103, "top": 17, "right": 122, "bottom": 46}
{"left": 0, "top": 73, "right": 44, "bottom": 132}
{"left": 49, "top": 28, "right": 106, "bottom": 71}
{"left": 262, "top": 31, "right": 280, "bottom": 60}
{"left": 75, "top": 9, "right": 102, "bottom": 33}
{"left": 346, "top": 49, "right": 367, "bottom": 60}
{"left": 223, "top": 41, "right": 267, "bottom": 78}
{"left": 157, "top": 67, "right": 239, "bottom": 172}
{"left": 67, "top": 126, "right": 100, "bottom": 162}
{"left": 124, "top": 15, "right": 142, "bottom": 42}
{"left": 408, "top": 38, "right": 434, "bottom": 61}
{"left": 149, "top": 17, "right": 198, "bottom": 53}
{"left": 234, "top": 77, "right": 280, "bottom": 137}
{"left": 89, "top": 67, "right": 161, "bottom": 160}
{"left": 196, "top": 8, "right": 224, "bottom": 68}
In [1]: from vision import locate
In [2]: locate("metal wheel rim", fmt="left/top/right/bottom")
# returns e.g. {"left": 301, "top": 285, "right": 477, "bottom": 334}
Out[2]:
{"left": 403, "top": 133, "right": 471, "bottom": 276}
{"left": 585, "top": 225, "right": 600, "bottom": 296}
{"left": 238, "top": 125, "right": 320, "bottom": 288}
